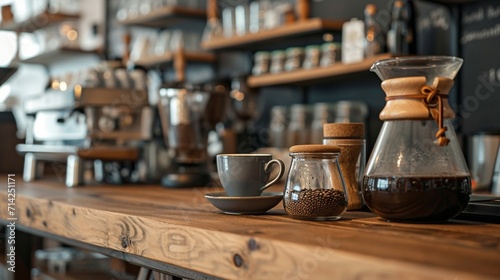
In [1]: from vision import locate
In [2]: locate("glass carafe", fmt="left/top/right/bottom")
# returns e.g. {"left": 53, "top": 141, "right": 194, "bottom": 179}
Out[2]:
{"left": 363, "top": 56, "right": 471, "bottom": 222}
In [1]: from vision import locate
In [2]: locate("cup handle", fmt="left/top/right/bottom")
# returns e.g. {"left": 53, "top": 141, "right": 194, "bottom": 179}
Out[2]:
{"left": 261, "top": 159, "right": 285, "bottom": 191}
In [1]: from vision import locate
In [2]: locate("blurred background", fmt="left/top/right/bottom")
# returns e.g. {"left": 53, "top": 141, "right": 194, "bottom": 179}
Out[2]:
{"left": 0, "top": 0, "right": 499, "bottom": 191}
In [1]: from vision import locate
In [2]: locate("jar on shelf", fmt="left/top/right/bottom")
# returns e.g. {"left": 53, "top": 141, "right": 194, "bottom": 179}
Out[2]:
{"left": 222, "top": 7, "right": 235, "bottom": 38}
{"left": 320, "top": 42, "right": 340, "bottom": 67}
{"left": 270, "top": 50, "right": 286, "bottom": 74}
{"left": 235, "top": 4, "right": 249, "bottom": 36}
{"left": 269, "top": 105, "right": 288, "bottom": 149}
{"left": 303, "top": 45, "right": 321, "bottom": 69}
{"left": 252, "top": 51, "right": 271, "bottom": 76}
{"left": 310, "top": 103, "right": 331, "bottom": 144}
{"left": 283, "top": 144, "right": 348, "bottom": 221}
{"left": 284, "top": 47, "right": 304, "bottom": 72}
{"left": 286, "top": 104, "right": 309, "bottom": 146}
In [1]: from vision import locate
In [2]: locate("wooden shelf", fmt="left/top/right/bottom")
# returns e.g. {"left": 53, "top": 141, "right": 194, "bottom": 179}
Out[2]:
{"left": 134, "top": 51, "right": 216, "bottom": 68}
{"left": 77, "top": 87, "right": 148, "bottom": 107}
{"left": 21, "top": 47, "right": 102, "bottom": 66}
{"left": 247, "top": 53, "right": 392, "bottom": 88}
{"left": 201, "top": 18, "right": 344, "bottom": 51}
{"left": 0, "top": 11, "right": 79, "bottom": 32}
{"left": 119, "top": 5, "right": 206, "bottom": 28}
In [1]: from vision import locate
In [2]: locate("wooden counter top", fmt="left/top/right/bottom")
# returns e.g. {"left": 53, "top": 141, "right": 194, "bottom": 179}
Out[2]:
{"left": 1, "top": 176, "right": 500, "bottom": 279}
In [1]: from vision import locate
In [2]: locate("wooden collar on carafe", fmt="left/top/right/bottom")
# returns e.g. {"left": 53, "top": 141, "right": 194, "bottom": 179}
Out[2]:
{"left": 380, "top": 77, "right": 455, "bottom": 146}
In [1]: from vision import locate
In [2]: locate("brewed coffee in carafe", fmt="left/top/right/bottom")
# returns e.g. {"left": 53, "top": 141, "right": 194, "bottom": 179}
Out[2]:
{"left": 364, "top": 56, "right": 471, "bottom": 222}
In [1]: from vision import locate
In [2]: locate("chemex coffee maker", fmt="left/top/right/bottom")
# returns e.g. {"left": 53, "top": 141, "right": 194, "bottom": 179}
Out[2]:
{"left": 16, "top": 65, "right": 152, "bottom": 187}
{"left": 157, "top": 83, "right": 212, "bottom": 188}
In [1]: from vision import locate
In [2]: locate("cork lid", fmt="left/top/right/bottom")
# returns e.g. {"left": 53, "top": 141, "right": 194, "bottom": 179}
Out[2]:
{"left": 323, "top": 123, "right": 364, "bottom": 139}
{"left": 289, "top": 144, "right": 340, "bottom": 153}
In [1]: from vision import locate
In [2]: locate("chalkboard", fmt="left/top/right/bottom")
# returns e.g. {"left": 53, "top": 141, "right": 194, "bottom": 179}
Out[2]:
{"left": 459, "top": 0, "right": 500, "bottom": 135}
{"left": 415, "top": 1, "right": 455, "bottom": 55}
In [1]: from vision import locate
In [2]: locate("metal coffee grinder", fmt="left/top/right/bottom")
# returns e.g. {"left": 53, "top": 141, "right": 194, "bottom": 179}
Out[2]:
{"left": 158, "top": 84, "right": 212, "bottom": 188}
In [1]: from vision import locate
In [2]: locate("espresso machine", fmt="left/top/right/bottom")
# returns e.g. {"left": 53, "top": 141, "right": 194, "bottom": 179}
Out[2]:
{"left": 16, "top": 68, "right": 153, "bottom": 187}
{"left": 157, "top": 83, "right": 212, "bottom": 188}
{"left": 16, "top": 88, "right": 87, "bottom": 187}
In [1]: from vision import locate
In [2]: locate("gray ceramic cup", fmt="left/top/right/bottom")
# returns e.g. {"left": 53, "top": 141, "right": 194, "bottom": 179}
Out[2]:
{"left": 217, "top": 154, "right": 285, "bottom": 197}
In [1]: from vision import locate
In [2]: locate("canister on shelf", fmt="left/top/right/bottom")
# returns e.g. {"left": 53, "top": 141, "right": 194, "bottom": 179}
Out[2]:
{"left": 284, "top": 47, "right": 304, "bottom": 72}
{"left": 249, "top": 1, "right": 260, "bottom": 33}
{"left": 235, "top": 4, "right": 249, "bottom": 36}
{"left": 270, "top": 50, "right": 286, "bottom": 74}
{"left": 252, "top": 51, "right": 271, "bottom": 76}
{"left": 286, "top": 104, "right": 309, "bottom": 146}
{"left": 323, "top": 123, "right": 365, "bottom": 210}
{"left": 342, "top": 18, "right": 365, "bottom": 64}
{"left": 222, "top": 7, "right": 235, "bottom": 38}
{"left": 303, "top": 45, "right": 321, "bottom": 69}
{"left": 310, "top": 103, "right": 331, "bottom": 144}
{"left": 320, "top": 42, "right": 340, "bottom": 67}
{"left": 270, "top": 105, "right": 288, "bottom": 149}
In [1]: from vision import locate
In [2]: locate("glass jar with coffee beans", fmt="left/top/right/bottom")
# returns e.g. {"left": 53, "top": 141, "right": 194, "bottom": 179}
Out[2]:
{"left": 283, "top": 144, "right": 348, "bottom": 221}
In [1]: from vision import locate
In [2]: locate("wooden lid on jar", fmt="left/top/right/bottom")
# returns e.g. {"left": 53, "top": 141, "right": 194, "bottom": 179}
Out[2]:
{"left": 323, "top": 123, "right": 364, "bottom": 139}
{"left": 289, "top": 144, "right": 340, "bottom": 153}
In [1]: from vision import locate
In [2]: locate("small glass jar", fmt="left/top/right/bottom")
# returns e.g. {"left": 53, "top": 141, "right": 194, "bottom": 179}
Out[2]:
{"left": 270, "top": 50, "right": 286, "bottom": 74}
{"left": 284, "top": 47, "right": 304, "bottom": 72}
{"left": 303, "top": 45, "right": 321, "bottom": 69}
{"left": 283, "top": 144, "right": 348, "bottom": 221}
{"left": 320, "top": 42, "right": 340, "bottom": 67}
{"left": 252, "top": 51, "right": 270, "bottom": 76}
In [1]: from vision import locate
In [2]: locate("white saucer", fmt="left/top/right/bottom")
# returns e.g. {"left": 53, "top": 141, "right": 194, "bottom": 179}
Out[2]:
{"left": 204, "top": 192, "right": 283, "bottom": 215}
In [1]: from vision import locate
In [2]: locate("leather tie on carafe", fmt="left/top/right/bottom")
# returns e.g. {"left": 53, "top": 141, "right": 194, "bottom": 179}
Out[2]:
{"left": 380, "top": 77, "right": 455, "bottom": 146}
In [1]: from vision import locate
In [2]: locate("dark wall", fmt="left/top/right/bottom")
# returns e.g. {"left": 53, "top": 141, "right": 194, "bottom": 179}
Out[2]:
{"left": 459, "top": 0, "right": 500, "bottom": 135}
{"left": 0, "top": 112, "right": 24, "bottom": 174}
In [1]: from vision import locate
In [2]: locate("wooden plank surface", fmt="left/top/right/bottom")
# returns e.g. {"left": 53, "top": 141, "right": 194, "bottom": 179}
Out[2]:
{"left": 1, "top": 176, "right": 500, "bottom": 279}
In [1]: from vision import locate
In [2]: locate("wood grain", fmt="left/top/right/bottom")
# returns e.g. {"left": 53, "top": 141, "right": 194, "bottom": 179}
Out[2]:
{"left": 1, "top": 176, "right": 499, "bottom": 279}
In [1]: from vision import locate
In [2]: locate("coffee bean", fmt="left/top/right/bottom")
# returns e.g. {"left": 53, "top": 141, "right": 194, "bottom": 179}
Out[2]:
{"left": 284, "top": 188, "right": 347, "bottom": 218}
